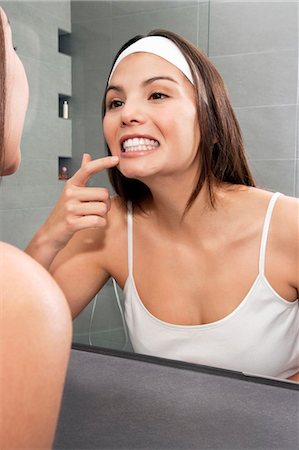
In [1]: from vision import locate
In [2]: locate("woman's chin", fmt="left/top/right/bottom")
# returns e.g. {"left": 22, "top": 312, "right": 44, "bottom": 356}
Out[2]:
{"left": 1, "top": 153, "right": 21, "bottom": 176}
{"left": 119, "top": 161, "right": 157, "bottom": 181}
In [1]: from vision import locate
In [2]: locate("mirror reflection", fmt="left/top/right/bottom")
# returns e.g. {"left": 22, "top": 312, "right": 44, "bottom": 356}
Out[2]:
{"left": 1, "top": 0, "right": 298, "bottom": 383}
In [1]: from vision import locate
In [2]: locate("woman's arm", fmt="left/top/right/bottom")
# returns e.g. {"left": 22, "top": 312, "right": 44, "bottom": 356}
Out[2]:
{"left": 287, "top": 372, "right": 299, "bottom": 382}
{"left": 48, "top": 226, "right": 112, "bottom": 319}
{"left": 1, "top": 242, "right": 72, "bottom": 449}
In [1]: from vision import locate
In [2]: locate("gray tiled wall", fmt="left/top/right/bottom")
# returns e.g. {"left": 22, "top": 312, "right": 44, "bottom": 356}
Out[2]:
{"left": 0, "top": 0, "right": 72, "bottom": 249}
{"left": 209, "top": 0, "right": 298, "bottom": 196}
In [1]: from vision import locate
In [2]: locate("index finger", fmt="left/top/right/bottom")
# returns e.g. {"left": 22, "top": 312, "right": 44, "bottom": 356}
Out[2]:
{"left": 71, "top": 156, "right": 119, "bottom": 187}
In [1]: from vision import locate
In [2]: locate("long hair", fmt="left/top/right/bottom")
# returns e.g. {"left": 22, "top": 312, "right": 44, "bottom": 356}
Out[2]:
{"left": 102, "top": 29, "right": 255, "bottom": 210}
{"left": 0, "top": 12, "right": 5, "bottom": 175}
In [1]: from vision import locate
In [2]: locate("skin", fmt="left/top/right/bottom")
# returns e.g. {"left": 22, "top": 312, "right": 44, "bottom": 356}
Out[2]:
{"left": 26, "top": 52, "right": 299, "bottom": 381}
{"left": 0, "top": 7, "right": 72, "bottom": 448}
{"left": 1, "top": 7, "right": 29, "bottom": 175}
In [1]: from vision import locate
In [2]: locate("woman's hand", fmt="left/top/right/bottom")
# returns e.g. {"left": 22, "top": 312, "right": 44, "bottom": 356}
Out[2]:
{"left": 26, "top": 153, "right": 119, "bottom": 268}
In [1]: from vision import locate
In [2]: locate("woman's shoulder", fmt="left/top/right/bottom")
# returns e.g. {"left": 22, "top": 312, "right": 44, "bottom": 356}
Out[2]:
{"left": 227, "top": 185, "right": 297, "bottom": 212}
{"left": 242, "top": 187, "right": 298, "bottom": 257}
{"left": 247, "top": 187, "right": 298, "bottom": 226}
{"left": 269, "top": 191, "right": 298, "bottom": 249}
{"left": 0, "top": 241, "right": 67, "bottom": 302}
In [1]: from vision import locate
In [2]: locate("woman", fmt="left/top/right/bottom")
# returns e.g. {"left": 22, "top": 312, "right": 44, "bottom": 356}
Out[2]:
{"left": 0, "top": 8, "right": 72, "bottom": 449}
{"left": 27, "top": 30, "right": 298, "bottom": 381}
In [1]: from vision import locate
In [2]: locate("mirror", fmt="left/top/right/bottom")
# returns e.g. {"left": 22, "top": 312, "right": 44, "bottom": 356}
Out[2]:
{"left": 1, "top": 0, "right": 298, "bottom": 381}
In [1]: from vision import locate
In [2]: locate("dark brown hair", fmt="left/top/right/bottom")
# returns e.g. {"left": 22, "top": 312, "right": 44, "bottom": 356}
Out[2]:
{"left": 102, "top": 29, "right": 255, "bottom": 210}
{"left": 0, "top": 12, "right": 5, "bottom": 175}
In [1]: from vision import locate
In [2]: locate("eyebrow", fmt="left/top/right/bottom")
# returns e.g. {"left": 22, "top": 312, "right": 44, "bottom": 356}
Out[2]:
{"left": 105, "top": 76, "right": 179, "bottom": 95}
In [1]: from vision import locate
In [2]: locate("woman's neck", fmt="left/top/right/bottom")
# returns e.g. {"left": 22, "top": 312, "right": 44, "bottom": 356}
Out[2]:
{"left": 142, "top": 173, "right": 216, "bottom": 231}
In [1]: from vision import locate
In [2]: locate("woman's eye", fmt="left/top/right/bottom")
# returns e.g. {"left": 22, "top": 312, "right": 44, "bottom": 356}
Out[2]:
{"left": 108, "top": 99, "right": 123, "bottom": 109}
{"left": 149, "top": 92, "right": 168, "bottom": 100}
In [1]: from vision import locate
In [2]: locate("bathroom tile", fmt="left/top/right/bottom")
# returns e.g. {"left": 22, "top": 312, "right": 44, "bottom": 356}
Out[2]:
{"left": 235, "top": 105, "right": 297, "bottom": 160}
{"left": 71, "top": 0, "right": 112, "bottom": 23}
{"left": 56, "top": 53, "right": 72, "bottom": 95}
{"left": 197, "top": 2, "right": 209, "bottom": 53}
{"left": 81, "top": 116, "right": 106, "bottom": 160}
{"left": 73, "top": 278, "right": 132, "bottom": 351}
{"left": 73, "top": 278, "right": 129, "bottom": 350}
{"left": 111, "top": 5, "right": 199, "bottom": 56}
{"left": 8, "top": 18, "right": 56, "bottom": 63}
{"left": 2, "top": 2, "right": 71, "bottom": 62}
{"left": 111, "top": 0, "right": 198, "bottom": 17}
{"left": 0, "top": 182, "right": 64, "bottom": 211}
{"left": 72, "top": 63, "right": 110, "bottom": 118}
{"left": 250, "top": 159, "right": 295, "bottom": 196}
{"left": 22, "top": 55, "right": 71, "bottom": 117}
{"left": 296, "top": 106, "right": 299, "bottom": 159}
{"left": 209, "top": 1, "right": 298, "bottom": 56}
{"left": 0, "top": 207, "right": 54, "bottom": 250}
{"left": 71, "top": 18, "right": 113, "bottom": 69}
{"left": 211, "top": 50, "right": 298, "bottom": 107}
{"left": 22, "top": 112, "right": 72, "bottom": 160}
{"left": 72, "top": 114, "right": 106, "bottom": 158}
{"left": 1, "top": 159, "right": 57, "bottom": 189}
{"left": 89, "top": 281, "right": 125, "bottom": 331}
{"left": 87, "top": 328, "right": 131, "bottom": 351}
{"left": 27, "top": 1, "right": 71, "bottom": 27}
{"left": 73, "top": 300, "right": 94, "bottom": 336}
{"left": 210, "top": 0, "right": 298, "bottom": 3}
{"left": 71, "top": 115, "right": 111, "bottom": 189}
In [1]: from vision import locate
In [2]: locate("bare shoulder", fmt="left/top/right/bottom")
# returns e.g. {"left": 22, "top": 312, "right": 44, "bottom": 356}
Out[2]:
{"left": 243, "top": 187, "right": 298, "bottom": 239}
{"left": 1, "top": 241, "right": 67, "bottom": 308}
{"left": 273, "top": 193, "right": 298, "bottom": 227}
{"left": 224, "top": 186, "right": 298, "bottom": 251}
{"left": 233, "top": 186, "right": 297, "bottom": 219}
{"left": 246, "top": 189, "right": 299, "bottom": 238}
{"left": 271, "top": 192, "right": 298, "bottom": 251}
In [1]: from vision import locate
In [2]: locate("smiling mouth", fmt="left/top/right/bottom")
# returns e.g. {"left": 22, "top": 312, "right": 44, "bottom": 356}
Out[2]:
{"left": 121, "top": 137, "right": 160, "bottom": 153}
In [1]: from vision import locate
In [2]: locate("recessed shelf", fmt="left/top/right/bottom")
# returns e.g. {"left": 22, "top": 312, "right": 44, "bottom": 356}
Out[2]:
{"left": 59, "top": 94, "right": 71, "bottom": 119}
{"left": 58, "top": 157, "right": 72, "bottom": 180}
{"left": 58, "top": 29, "right": 71, "bottom": 56}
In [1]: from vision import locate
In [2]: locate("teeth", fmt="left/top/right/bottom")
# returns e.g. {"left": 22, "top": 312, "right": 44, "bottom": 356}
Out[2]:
{"left": 123, "top": 145, "right": 156, "bottom": 152}
{"left": 122, "top": 137, "right": 159, "bottom": 150}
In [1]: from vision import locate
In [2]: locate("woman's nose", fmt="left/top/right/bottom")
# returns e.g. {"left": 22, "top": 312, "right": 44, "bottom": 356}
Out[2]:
{"left": 120, "top": 101, "right": 146, "bottom": 127}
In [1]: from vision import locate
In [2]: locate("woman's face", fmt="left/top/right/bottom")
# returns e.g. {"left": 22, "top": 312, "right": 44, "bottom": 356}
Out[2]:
{"left": 103, "top": 52, "right": 200, "bottom": 184}
{"left": 1, "top": 7, "right": 29, "bottom": 176}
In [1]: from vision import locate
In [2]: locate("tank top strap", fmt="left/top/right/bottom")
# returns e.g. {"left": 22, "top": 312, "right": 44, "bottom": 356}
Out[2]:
{"left": 259, "top": 192, "right": 282, "bottom": 275}
{"left": 127, "top": 201, "right": 133, "bottom": 276}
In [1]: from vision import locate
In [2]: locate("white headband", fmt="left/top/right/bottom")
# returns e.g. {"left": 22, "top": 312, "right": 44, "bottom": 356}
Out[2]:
{"left": 108, "top": 36, "right": 194, "bottom": 84}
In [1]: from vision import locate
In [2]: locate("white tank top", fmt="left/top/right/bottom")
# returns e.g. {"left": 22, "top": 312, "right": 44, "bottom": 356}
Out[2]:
{"left": 123, "top": 192, "right": 299, "bottom": 379}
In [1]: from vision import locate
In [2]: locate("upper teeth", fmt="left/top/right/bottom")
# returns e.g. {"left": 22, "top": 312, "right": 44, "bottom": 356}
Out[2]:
{"left": 122, "top": 138, "right": 159, "bottom": 149}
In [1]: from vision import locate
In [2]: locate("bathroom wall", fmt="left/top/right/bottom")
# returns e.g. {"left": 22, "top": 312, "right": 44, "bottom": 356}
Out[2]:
{"left": 209, "top": 0, "right": 298, "bottom": 197}
{"left": 0, "top": 0, "right": 72, "bottom": 248}
{"left": 70, "top": 0, "right": 298, "bottom": 350}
